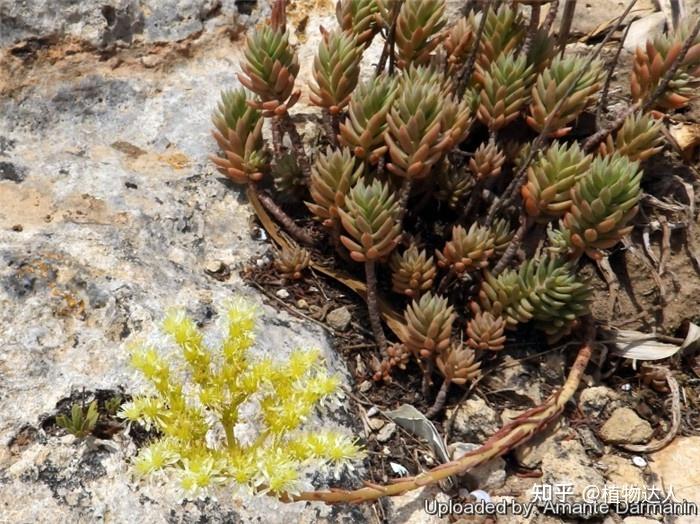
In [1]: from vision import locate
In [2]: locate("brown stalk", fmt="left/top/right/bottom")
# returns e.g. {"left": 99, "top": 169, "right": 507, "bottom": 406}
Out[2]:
{"left": 457, "top": 2, "right": 490, "bottom": 92}
{"left": 521, "top": 1, "right": 542, "bottom": 57}
{"left": 595, "top": 17, "right": 633, "bottom": 127}
{"left": 557, "top": 0, "right": 576, "bottom": 56}
{"left": 492, "top": 214, "right": 531, "bottom": 276}
{"left": 365, "top": 259, "right": 388, "bottom": 353}
{"left": 425, "top": 378, "right": 451, "bottom": 419}
{"left": 396, "top": 178, "right": 413, "bottom": 226}
{"left": 376, "top": 0, "right": 402, "bottom": 75}
{"left": 246, "top": 184, "right": 314, "bottom": 245}
{"left": 282, "top": 325, "right": 595, "bottom": 504}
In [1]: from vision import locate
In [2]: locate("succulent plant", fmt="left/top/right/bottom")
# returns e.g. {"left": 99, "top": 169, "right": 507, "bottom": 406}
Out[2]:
{"left": 336, "top": 0, "right": 381, "bottom": 45}
{"left": 443, "top": 17, "right": 473, "bottom": 76}
{"left": 479, "top": 256, "right": 591, "bottom": 337}
{"left": 273, "top": 153, "right": 306, "bottom": 200}
{"left": 310, "top": 29, "right": 364, "bottom": 114}
{"left": 372, "top": 342, "right": 411, "bottom": 382}
{"left": 521, "top": 141, "right": 592, "bottom": 221}
{"left": 470, "top": 4, "right": 525, "bottom": 70}
{"left": 598, "top": 111, "right": 664, "bottom": 162}
{"left": 489, "top": 218, "right": 514, "bottom": 257}
{"left": 211, "top": 89, "right": 268, "bottom": 185}
{"left": 474, "top": 51, "right": 534, "bottom": 132}
{"left": 275, "top": 245, "right": 311, "bottom": 280}
{"left": 339, "top": 75, "right": 398, "bottom": 164}
{"left": 338, "top": 179, "right": 402, "bottom": 262}
{"left": 436, "top": 224, "right": 495, "bottom": 275}
{"left": 466, "top": 309, "right": 506, "bottom": 352}
{"left": 385, "top": 70, "right": 463, "bottom": 180}
{"left": 394, "top": 0, "right": 446, "bottom": 68}
{"left": 238, "top": 19, "right": 300, "bottom": 116}
{"left": 469, "top": 142, "right": 505, "bottom": 180}
{"left": 390, "top": 244, "right": 437, "bottom": 297}
{"left": 436, "top": 343, "right": 481, "bottom": 385}
{"left": 399, "top": 292, "right": 455, "bottom": 359}
{"left": 526, "top": 55, "right": 602, "bottom": 137}
{"left": 631, "top": 22, "right": 700, "bottom": 110}
{"left": 307, "top": 147, "right": 363, "bottom": 229}
{"left": 435, "top": 166, "right": 472, "bottom": 210}
{"left": 562, "top": 154, "right": 643, "bottom": 257}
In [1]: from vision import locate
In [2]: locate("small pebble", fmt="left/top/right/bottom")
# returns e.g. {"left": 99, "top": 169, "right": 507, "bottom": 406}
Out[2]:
{"left": 276, "top": 289, "right": 290, "bottom": 299}
{"left": 368, "top": 418, "right": 385, "bottom": 431}
{"left": 366, "top": 406, "right": 379, "bottom": 417}
{"left": 632, "top": 456, "right": 648, "bottom": 468}
{"left": 376, "top": 422, "right": 396, "bottom": 443}
{"left": 390, "top": 462, "right": 409, "bottom": 476}
{"left": 621, "top": 383, "right": 632, "bottom": 391}
{"left": 296, "top": 299, "right": 309, "bottom": 309}
{"left": 470, "top": 490, "right": 491, "bottom": 503}
{"left": 359, "top": 380, "right": 372, "bottom": 393}
{"left": 326, "top": 306, "right": 352, "bottom": 331}
{"left": 382, "top": 447, "right": 391, "bottom": 456}
{"left": 11, "top": 224, "right": 23, "bottom": 232}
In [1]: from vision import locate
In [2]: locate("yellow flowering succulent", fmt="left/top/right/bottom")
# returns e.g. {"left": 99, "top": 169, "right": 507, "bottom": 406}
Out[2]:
{"left": 120, "top": 297, "right": 364, "bottom": 497}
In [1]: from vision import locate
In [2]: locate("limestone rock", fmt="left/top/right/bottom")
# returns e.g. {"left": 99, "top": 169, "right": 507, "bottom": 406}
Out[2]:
{"left": 599, "top": 408, "right": 653, "bottom": 445}
{"left": 446, "top": 397, "right": 499, "bottom": 444}
{"left": 578, "top": 386, "right": 622, "bottom": 418}
{"left": 449, "top": 442, "right": 506, "bottom": 491}
{"left": 599, "top": 454, "right": 647, "bottom": 490}
{"left": 650, "top": 436, "right": 700, "bottom": 524}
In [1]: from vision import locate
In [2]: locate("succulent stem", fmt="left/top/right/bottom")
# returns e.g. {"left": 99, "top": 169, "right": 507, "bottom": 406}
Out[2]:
{"left": 492, "top": 214, "right": 532, "bottom": 276}
{"left": 248, "top": 184, "right": 314, "bottom": 245}
{"left": 425, "top": 378, "right": 451, "bottom": 419}
{"left": 421, "top": 360, "right": 433, "bottom": 397}
{"left": 595, "top": 20, "right": 633, "bottom": 127}
{"left": 541, "top": 0, "right": 559, "bottom": 35}
{"left": 283, "top": 325, "right": 595, "bottom": 504}
{"left": 396, "top": 178, "right": 413, "bottom": 226}
{"left": 556, "top": 0, "right": 576, "bottom": 56}
{"left": 365, "top": 260, "right": 388, "bottom": 352}
{"left": 521, "top": 2, "right": 541, "bottom": 57}
{"left": 322, "top": 111, "right": 339, "bottom": 147}
{"left": 271, "top": 118, "right": 284, "bottom": 160}
{"left": 458, "top": 3, "right": 490, "bottom": 91}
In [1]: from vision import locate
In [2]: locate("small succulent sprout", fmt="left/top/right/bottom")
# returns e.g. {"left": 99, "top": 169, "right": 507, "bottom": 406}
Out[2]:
{"left": 338, "top": 179, "right": 402, "bottom": 262}
{"left": 394, "top": 0, "right": 446, "bottom": 68}
{"left": 521, "top": 141, "right": 592, "bottom": 221}
{"left": 436, "top": 223, "right": 495, "bottom": 275}
{"left": 474, "top": 51, "right": 534, "bottom": 132}
{"left": 399, "top": 64, "right": 452, "bottom": 94}
{"left": 631, "top": 21, "right": 700, "bottom": 110}
{"left": 390, "top": 244, "right": 437, "bottom": 297}
{"left": 466, "top": 308, "right": 507, "bottom": 352}
{"left": 436, "top": 343, "right": 481, "bottom": 385}
{"left": 563, "top": 153, "right": 643, "bottom": 258}
{"left": 469, "top": 141, "right": 506, "bottom": 179}
{"left": 443, "top": 17, "right": 473, "bottom": 76}
{"left": 306, "top": 147, "right": 363, "bottom": 229}
{"left": 56, "top": 400, "right": 99, "bottom": 438}
{"left": 339, "top": 75, "right": 398, "bottom": 164}
{"left": 238, "top": 17, "right": 300, "bottom": 116}
{"left": 336, "top": 0, "right": 381, "bottom": 45}
{"left": 310, "top": 29, "right": 364, "bottom": 114}
{"left": 372, "top": 342, "right": 411, "bottom": 382}
{"left": 526, "top": 55, "right": 602, "bottom": 137}
{"left": 273, "top": 153, "right": 306, "bottom": 200}
{"left": 211, "top": 89, "right": 268, "bottom": 185}
{"left": 480, "top": 256, "right": 591, "bottom": 337}
{"left": 435, "top": 167, "right": 472, "bottom": 210}
{"left": 470, "top": 4, "right": 525, "bottom": 70}
{"left": 488, "top": 218, "right": 514, "bottom": 257}
{"left": 399, "top": 292, "right": 456, "bottom": 359}
{"left": 274, "top": 244, "right": 311, "bottom": 281}
{"left": 599, "top": 111, "right": 664, "bottom": 162}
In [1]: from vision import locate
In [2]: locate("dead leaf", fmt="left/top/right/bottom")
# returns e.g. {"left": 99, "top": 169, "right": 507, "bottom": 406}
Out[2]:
{"left": 611, "top": 323, "right": 700, "bottom": 360}
{"left": 669, "top": 122, "right": 700, "bottom": 161}
{"left": 384, "top": 404, "right": 450, "bottom": 464}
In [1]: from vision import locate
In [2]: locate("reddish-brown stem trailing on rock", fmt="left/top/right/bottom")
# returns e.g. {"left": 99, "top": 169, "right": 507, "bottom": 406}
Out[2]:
{"left": 457, "top": 2, "right": 489, "bottom": 92}
{"left": 281, "top": 324, "right": 595, "bottom": 504}
{"left": 281, "top": 114, "right": 312, "bottom": 183}
{"left": 492, "top": 214, "right": 531, "bottom": 276}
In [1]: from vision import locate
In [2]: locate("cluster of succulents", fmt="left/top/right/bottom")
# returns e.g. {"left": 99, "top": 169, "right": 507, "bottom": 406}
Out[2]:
{"left": 209, "top": 0, "right": 698, "bottom": 415}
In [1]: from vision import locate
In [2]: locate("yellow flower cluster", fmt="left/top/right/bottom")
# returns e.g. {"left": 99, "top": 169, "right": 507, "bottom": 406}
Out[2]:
{"left": 120, "top": 297, "right": 364, "bottom": 496}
